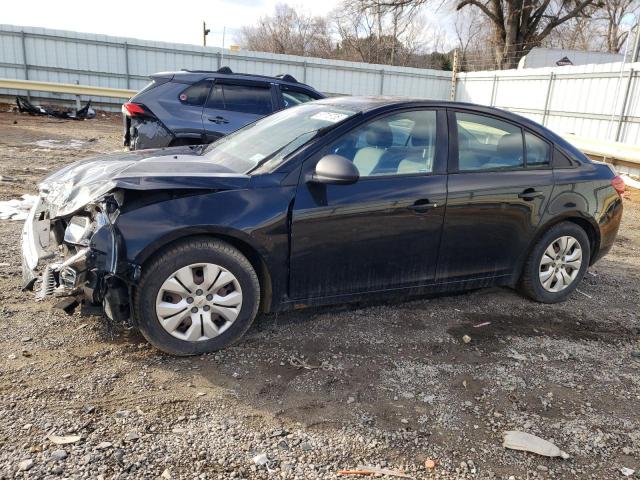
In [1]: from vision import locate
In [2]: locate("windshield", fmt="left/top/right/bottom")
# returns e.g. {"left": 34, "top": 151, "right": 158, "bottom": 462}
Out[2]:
{"left": 202, "top": 103, "right": 359, "bottom": 173}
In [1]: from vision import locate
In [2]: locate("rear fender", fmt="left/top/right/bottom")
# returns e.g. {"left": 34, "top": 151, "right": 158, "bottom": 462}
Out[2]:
{"left": 510, "top": 211, "right": 600, "bottom": 285}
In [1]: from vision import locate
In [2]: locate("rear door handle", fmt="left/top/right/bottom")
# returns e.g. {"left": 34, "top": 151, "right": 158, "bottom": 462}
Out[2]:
{"left": 518, "top": 189, "right": 544, "bottom": 200}
{"left": 208, "top": 116, "right": 229, "bottom": 124}
{"left": 408, "top": 200, "right": 438, "bottom": 212}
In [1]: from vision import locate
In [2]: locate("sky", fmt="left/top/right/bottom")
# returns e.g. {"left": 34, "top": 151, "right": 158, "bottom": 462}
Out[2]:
{"left": 2, "top": 0, "right": 345, "bottom": 48}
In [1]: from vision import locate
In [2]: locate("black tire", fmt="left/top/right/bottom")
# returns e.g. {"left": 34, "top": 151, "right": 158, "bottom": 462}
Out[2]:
{"left": 133, "top": 238, "right": 260, "bottom": 356}
{"left": 520, "top": 222, "right": 590, "bottom": 303}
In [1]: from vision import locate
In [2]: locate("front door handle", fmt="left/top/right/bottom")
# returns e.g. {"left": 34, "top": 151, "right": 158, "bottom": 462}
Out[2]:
{"left": 208, "top": 116, "right": 229, "bottom": 124}
{"left": 408, "top": 200, "right": 438, "bottom": 213}
{"left": 518, "top": 188, "right": 544, "bottom": 201}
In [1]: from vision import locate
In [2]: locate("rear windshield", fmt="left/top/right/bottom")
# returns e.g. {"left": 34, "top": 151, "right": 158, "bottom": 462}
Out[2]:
{"left": 136, "top": 80, "right": 158, "bottom": 96}
{"left": 202, "top": 103, "right": 358, "bottom": 173}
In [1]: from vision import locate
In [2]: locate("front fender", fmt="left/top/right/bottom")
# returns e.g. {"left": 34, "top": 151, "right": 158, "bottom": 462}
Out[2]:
{"left": 113, "top": 186, "right": 295, "bottom": 305}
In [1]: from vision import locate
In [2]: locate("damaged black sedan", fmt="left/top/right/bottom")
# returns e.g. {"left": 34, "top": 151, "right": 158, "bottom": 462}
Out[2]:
{"left": 22, "top": 97, "right": 624, "bottom": 355}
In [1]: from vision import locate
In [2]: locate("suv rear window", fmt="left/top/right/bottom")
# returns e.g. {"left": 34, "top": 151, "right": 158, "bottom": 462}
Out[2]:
{"left": 207, "top": 84, "right": 273, "bottom": 115}
{"left": 179, "top": 81, "right": 211, "bottom": 106}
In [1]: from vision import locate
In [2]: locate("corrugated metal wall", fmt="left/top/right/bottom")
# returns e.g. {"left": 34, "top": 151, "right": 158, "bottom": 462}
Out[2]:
{"left": 1, "top": 24, "right": 638, "bottom": 145}
{"left": 456, "top": 62, "right": 640, "bottom": 144}
{"left": 0, "top": 24, "right": 451, "bottom": 109}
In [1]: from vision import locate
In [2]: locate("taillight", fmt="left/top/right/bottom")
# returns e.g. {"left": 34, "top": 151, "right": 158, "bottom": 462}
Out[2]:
{"left": 122, "top": 102, "right": 146, "bottom": 117}
{"left": 611, "top": 175, "right": 625, "bottom": 196}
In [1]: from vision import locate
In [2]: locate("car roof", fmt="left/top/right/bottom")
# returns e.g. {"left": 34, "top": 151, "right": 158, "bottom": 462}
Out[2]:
{"left": 312, "top": 95, "right": 507, "bottom": 114}
{"left": 153, "top": 68, "right": 320, "bottom": 93}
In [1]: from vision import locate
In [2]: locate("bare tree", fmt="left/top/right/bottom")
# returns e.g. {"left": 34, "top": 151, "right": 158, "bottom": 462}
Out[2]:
{"left": 543, "top": 16, "right": 601, "bottom": 50}
{"left": 543, "top": 0, "right": 639, "bottom": 54}
{"left": 453, "top": 6, "right": 495, "bottom": 70}
{"left": 597, "top": 0, "right": 640, "bottom": 53}
{"left": 456, "top": 0, "right": 601, "bottom": 69}
{"left": 332, "top": 0, "right": 436, "bottom": 65}
{"left": 237, "top": 4, "right": 333, "bottom": 57}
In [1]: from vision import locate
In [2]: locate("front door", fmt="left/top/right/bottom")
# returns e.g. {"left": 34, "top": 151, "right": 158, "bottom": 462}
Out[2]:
{"left": 290, "top": 108, "right": 448, "bottom": 300}
{"left": 437, "top": 110, "right": 554, "bottom": 281}
{"left": 202, "top": 81, "right": 276, "bottom": 141}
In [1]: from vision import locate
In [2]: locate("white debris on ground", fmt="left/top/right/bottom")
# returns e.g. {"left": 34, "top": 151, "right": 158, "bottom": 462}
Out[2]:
{"left": 0, "top": 194, "right": 36, "bottom": 220}
{"left": 31, "top": 139, "right": 86, "bottom": 150}
{"left": 503, "top": 431, "right": 570, "bottom": 459}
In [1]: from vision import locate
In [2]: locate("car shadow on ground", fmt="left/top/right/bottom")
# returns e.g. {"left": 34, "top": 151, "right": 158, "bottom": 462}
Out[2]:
{"left": 91, "top": 281, "right": 639, "bottom": 441}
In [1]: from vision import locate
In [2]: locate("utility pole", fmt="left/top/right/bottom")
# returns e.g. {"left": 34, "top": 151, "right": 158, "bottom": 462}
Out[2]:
{"left": 202, "top": 21, "right": 210, "bottom": 47}
{"left": 632, "top": 23, "right": 640, "bottom": 62}
{"left": 450, "top": 49, "right": 460, "bottom": 101}
{"left": 220, "top": 26, "right": 226, "bottom": 65}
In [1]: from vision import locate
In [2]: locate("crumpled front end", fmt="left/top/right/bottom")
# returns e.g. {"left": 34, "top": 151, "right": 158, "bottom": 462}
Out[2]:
{"left": 20, "top": 146, "right": 248, "bottom": 321}
{"left": 21, "top": 191, "right": 133, "bottom": 322}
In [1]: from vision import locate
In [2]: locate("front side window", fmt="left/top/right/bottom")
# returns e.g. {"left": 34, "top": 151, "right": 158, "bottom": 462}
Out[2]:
{"left": 282, "top": 89, "right": 318, "bottom": 108}
{"left": 206, "top": 83, "right": 273, "bottom": 115}
{"left": 525, "top": 131, "right": 551, "bottom": 168}
{"left": 325, "top": 110, "right": 437, "bottom": 177}
{"left": 456, "top": 112, "right": 524, "bottom": 171}
{"left": 179, "top": 81, "right": 211, "bottom": 106}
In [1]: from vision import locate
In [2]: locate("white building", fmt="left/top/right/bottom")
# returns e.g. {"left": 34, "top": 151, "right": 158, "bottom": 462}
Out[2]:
{"left": 518, "top": 48, "right": 624, "bottom": 69}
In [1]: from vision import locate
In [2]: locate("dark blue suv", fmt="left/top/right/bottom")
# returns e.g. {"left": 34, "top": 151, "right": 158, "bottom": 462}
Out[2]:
{"left": 122, "top": 67, "right": 325, "bottom": 150}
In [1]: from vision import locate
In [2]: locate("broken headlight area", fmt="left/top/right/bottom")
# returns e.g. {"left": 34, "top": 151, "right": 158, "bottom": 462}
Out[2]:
{"left": 22, "top": 191, "right": 129, "bottom": 318}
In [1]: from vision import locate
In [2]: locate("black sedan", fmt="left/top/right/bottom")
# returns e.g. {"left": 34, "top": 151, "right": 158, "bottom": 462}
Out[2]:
{"left": 22, "top": 97, "right": 624, "bottom": 355}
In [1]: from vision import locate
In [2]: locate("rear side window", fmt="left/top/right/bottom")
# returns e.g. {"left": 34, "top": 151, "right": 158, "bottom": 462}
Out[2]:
{"left": 455, "top": 112, "right": 524, "bottom": 171}
{"left": 179, "top": 81, "right": 211, "bottom": 106}
{"left": 524, "top": 132, "right": 550, "bottom": 168}
{"left": 282, "top": 89, "right": 318, "bottom": 108}
{"left": 553, "top": 149, "right": 578, "bottom": 168}
{"left": 207, "top": 83, "right": 273, "bottom": 115}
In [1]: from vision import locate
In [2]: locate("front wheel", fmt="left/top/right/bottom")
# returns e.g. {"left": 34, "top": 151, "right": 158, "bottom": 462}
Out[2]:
{"left": 520, "top": 222, "right": 590, "bottom": 303}
{"left": 133, "top": 238, "right": 260, "bottom": 355}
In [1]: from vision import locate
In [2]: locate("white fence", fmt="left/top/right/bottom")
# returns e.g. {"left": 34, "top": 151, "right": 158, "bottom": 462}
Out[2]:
{"left": 1, "top": 24, "right": 639, "bottom": 145}
{"left": 0, "top": 24, "right": 451, "bottom": 108}
{"left": 456, "top": 62, "right": 640, "bottom": 145}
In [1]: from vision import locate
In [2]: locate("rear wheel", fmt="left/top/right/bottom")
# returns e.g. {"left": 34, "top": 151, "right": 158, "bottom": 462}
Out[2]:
{"left": 520, "top": 222, "right": 590, "bottom": 303}
{"left": 133, "top": 238, "right": 260, "bottom": 355}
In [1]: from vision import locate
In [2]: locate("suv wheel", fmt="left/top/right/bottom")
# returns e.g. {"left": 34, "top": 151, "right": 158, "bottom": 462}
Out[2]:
{"left": 520, "top": 222, "right": 590, "bottom": 303}
{"left": 133, "top": 238, "right": 260, "bottom": 355}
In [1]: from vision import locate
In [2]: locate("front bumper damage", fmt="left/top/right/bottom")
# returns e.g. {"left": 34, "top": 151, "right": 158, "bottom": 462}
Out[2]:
{"left": 21, "top": 195, "right": 135, "bottom": 322}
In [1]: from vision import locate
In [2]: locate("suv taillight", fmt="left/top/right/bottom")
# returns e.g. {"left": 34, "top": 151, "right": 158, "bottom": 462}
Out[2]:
{"left": 611, "top": 175, "right": 625, "bottom": 196}
{"left": 122, "top": 102, "right": 146, "bottom": 117}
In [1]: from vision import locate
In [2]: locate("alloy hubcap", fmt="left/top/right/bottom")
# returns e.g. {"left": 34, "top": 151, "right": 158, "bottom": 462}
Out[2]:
{"left": 155, "top": 263, "right": 242, "bottom": 342}
{"left": 539, "top": 236, "right": 583, "bottom": 292}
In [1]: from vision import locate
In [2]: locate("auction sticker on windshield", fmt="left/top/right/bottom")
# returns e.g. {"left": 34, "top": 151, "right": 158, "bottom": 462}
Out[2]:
{"left": 310, "top": 112, "right": 349, "bottom": 123}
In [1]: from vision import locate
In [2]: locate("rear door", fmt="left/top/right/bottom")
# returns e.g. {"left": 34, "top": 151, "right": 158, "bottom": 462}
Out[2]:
{"left": 202, "top": 80, "right": 276, "bottom": 141}
{"left": 289, "top": 108, "right": 448, "bottom": 300}
{"left": 437, "top": 110, "right": 554, "bottom": 282}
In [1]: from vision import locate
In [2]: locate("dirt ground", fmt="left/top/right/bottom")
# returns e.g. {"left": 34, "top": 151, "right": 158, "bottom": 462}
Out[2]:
{"left": 0, "top": 107, "right": 638, "bottom": 480}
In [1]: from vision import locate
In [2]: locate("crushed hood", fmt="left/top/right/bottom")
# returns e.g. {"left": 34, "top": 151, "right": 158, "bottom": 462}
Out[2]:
{"left": 39, "top": 146, "right": 250, "bottom": 218}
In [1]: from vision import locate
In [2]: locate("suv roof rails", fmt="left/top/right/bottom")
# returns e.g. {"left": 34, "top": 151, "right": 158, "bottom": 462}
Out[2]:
{"left": 180, "top": 66, "right": 234, "bottom": 74}
{"left": 275, "top": 74, "right": 298, "bottom": 83}
{"left": 178, "top": 67, "right": 301, "bottom": 84}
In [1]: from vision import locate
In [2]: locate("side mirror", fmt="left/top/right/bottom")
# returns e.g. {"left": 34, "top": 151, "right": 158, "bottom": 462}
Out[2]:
{"left": 309, "top": 154, "right": 360, "bottom": 185}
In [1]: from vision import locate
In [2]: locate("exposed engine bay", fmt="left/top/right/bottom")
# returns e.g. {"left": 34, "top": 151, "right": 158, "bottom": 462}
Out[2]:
{"left": 22, "top": 190, "right": 132, "bottom": 321}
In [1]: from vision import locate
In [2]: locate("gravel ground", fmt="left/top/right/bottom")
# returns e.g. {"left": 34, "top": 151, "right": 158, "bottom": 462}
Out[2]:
{"left": 0, "top": 107, "right": 639, "bottom": 480}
